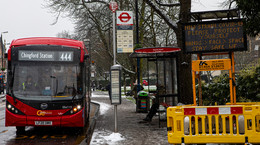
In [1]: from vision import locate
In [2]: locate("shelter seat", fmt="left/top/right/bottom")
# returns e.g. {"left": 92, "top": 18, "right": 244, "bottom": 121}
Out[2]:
{"left": 156, "top": 94, "right": 177, "bottom": 127}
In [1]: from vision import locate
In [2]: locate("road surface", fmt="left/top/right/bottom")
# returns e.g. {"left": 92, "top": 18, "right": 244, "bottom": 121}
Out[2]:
{"left": 0, "top": 95, "right": 99, "bottom": 145}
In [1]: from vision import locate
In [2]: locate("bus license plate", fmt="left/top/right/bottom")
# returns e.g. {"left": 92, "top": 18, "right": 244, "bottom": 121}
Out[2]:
{"left": 35, "top": 121, "right": 52, "bottom": 126}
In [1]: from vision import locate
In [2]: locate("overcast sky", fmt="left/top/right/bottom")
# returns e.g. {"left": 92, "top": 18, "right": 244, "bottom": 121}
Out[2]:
{"left": 0, "top": 0, "right": 74, "bottom": 49}
{"left": 0, "top": 0, "right": 226, "bottom": 49}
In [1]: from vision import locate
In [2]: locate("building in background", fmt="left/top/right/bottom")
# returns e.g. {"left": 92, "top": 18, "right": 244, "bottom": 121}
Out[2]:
{"left": 0, "top": 34, "right": 7, "bottom": 70}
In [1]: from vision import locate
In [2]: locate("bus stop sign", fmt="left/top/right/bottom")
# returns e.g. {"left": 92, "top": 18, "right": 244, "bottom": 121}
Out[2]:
{"left": 109, "top": 2, "right": 118, "bottom": 13}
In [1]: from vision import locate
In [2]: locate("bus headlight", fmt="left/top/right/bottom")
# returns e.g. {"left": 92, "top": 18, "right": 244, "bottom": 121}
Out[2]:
{"left": 64, "top": 104, "right": 83, "bottom": 115}
{"left": 6, "top": 102, "right": 25, "bottom": 115}
{"left": 77, "top": 105, "right": 81, "bottom": 110}
{"left": 71, "top": 104, "right": 82, "bottom": 114}
{"left": 72, "top": 105, "right": 81, "bottom": 113}
{"left": 7, "top": 104, "right": 12, "bottom": 109}
{"left": 73, "top": 107, "right": 78, "bottom": 112}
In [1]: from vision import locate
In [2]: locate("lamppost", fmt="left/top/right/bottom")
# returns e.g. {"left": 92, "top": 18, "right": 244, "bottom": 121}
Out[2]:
{"left": 1, "top": 31, "right": 8, "bottom": 71}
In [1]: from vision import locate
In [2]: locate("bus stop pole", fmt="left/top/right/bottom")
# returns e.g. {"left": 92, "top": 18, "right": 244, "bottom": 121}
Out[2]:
{"left": 113, "top": 9, "right": 116, "bottom": 65}
{"left": 112, "top": 3, "right": 118, "bottom": 132}
{"left": 114, "top": 105, "right": 118, "bottom": 132}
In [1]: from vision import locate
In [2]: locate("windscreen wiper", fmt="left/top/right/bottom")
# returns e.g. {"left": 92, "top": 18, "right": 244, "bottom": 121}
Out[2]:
{"left": 50, "top": 75, "right": 58, "bottom": 98}
{"left": 72, "top": 66, "right": 79, "bottom": 102}
{"left": 71, "top": 83, "right": 77, "bottom": 103}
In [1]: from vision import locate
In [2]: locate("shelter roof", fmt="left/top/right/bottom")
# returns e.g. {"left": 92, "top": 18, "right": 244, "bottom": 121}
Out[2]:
{"left": 130, "top": 47, "right": 180, "bottom": 58}
{"left": 190, "top": 9, "right": 240, "bottom": 21}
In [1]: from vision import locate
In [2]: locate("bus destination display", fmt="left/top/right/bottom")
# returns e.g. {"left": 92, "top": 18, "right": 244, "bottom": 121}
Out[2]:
{"left": 183, "top": 20, "right": 247, "bottom": 53}
{"left": 19, "top": 51, "right": 74, "bottom": 62}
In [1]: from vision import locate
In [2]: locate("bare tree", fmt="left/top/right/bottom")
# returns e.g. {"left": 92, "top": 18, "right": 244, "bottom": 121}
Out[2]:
{"left": 46, "top": 0, "right": 192, "bottom": 102}
{"left": 46, "top": 0, "right": 116, "bottom": 78}
{"left": 144, "top": 0, "right": 193, "bottom": 104}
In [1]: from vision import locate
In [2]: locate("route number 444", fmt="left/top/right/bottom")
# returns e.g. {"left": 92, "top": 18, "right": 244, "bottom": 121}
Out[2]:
{"left": 59, "top": 52, "right": 73, "bottom": 61}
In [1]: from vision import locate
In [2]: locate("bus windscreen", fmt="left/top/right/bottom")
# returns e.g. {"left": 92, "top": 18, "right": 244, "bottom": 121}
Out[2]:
{"left": 12, "top": 64, "right": 82, "bottom": 101}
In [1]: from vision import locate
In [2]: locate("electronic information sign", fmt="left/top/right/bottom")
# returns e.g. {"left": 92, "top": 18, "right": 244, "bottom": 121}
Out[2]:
{"left": 110, "top": 65, "right": 122, "bottom": 105}
{"left": 183, "top": 20, "right": 247, "bottom": 53}
{"left": 18, "top": 51, "right": 74, "bottom": 62}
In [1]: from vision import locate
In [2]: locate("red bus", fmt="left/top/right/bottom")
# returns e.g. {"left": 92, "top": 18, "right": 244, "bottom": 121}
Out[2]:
{"left": 5, "top": 37, "right": 91, "bottom": 134}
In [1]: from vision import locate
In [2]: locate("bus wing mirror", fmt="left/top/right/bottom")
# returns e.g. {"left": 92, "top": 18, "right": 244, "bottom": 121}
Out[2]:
{"left": 84, "top": 54, "right": 89, "bottom": 59}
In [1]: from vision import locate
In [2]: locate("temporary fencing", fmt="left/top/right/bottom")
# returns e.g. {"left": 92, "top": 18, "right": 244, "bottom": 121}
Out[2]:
{"left": 167, "top": 104, "right": 260, "bottom": 144}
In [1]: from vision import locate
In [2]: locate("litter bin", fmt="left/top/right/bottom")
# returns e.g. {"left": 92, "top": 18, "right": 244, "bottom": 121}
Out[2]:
{"left": 136, "top": 91, "right": 150, "bottom": 113}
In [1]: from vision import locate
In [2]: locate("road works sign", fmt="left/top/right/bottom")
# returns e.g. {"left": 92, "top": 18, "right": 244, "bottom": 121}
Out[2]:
{"left": 192, "top": 59, "right": 231, "bottom": 71}
{"left": 116, "top": 11, "right": 133, "bottom": 26}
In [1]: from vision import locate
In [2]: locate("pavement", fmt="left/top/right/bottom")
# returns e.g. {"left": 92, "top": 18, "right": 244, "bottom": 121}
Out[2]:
{"left": 0, "top": 94, "right": 5, "bottom": 110}
{"left": 0, "top": 94, "right": 5, "bottom": 101}
{"left": 90, "top": 91, "right": 169, "bottom": 145}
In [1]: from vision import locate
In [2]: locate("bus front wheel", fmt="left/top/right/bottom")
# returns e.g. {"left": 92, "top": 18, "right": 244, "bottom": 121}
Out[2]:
{"left": 16, "top": 126, "right": 25, "bottom": 135}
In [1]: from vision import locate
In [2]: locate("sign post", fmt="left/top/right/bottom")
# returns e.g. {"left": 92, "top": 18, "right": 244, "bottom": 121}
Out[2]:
{"left": 109, "top": 1, "right": 118, "bottom": 65}
{"left": 109, "top": 1, "right": 119, "bottom": 133}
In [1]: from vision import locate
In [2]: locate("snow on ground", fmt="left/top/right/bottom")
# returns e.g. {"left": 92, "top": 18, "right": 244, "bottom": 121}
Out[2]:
{"left": 91, "top": 92, "right": 108, "bottom": 98}
{"left": 90, "top": 130, "right": 125, "bottom": 145}
{"left": 91, "top": 92, "right": 112, "bottom": 115}
{"left": 91, "top": 100, "right": 111, "bottom": 115}
{"left": 90, "top": 92, "right": 125, "bottom": 144}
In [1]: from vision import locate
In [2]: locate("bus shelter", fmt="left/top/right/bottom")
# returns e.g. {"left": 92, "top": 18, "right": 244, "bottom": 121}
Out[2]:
{"left": 130, "top": 47, "right": 180, "bottom": 126}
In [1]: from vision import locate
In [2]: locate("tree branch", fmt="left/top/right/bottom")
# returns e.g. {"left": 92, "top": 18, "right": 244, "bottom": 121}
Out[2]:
{"left": 144, "top": 0, "right": 178, "bottom": 33}
{"left": 83, "top": 0, "right": 108, "bottom": 5}
{"left": 50, "top": 11, "right": 61, "bottom": 25}
{"left": 155, "top": 0, "right": 180, "bottom": 7}
{"left": 81, "top": 0, "right": 110, "bottom": 50}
